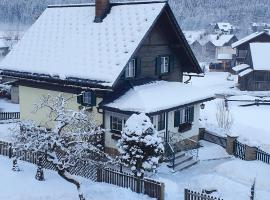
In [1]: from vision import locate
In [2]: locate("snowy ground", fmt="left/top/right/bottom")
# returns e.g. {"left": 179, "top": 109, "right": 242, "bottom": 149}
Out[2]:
{"left": 188, "top": 72, "right": 270, "bottom": 152}
{"left": 155, "top": 141, "right": 270, "bottom": 200}
{"left": 0, "top": 98, "right": 20, "bottom": 112}
{"left": 0, "top": 155, "right": 153, "bottom": 200}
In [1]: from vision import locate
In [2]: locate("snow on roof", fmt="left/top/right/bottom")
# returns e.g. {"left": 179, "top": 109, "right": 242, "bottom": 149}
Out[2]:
{"left": 183, "top": 30, "right": 205, "bottom": 45}
{"left": 231, "top": 31, "right": 269, "bottom": 48}
{"left": 217, "top": 53, "right": 232, "bottom": 60}
{"left": 0, "top": 2, "right": 166, "bottom": 86}
{"left": 250, "top": 43, "right": 270, "bottom": 70}
{"left": 209, "top": 34, "right": 235, "bottom": 47}
{"left": 105, "top": 81, "right": 214, "bottom": 113}
{"left": 238, "top": 68, "right": 253, "bottom": 77}
{"left": 216, "top": 23, "right": 233, "bottom": 31}
{"left": 232, "top": 64, "right": 250, "bottom": 72}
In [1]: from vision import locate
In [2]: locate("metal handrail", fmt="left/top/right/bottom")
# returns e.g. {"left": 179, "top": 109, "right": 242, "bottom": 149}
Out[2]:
{"left": 164, "top": 142, "right": 175, "bottom": 169}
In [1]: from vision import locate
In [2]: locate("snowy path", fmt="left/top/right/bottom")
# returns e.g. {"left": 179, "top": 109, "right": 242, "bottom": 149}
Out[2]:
{"left": 155, "top": 141, "right": 270, "bottom": 200}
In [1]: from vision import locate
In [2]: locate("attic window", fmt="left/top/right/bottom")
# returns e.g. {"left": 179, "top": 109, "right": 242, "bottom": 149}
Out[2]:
{"left": 125, "top": 59, "right": 136, "bottom": 78}
{"left": 161, "top": 56, "right": 170, "bottom": 74}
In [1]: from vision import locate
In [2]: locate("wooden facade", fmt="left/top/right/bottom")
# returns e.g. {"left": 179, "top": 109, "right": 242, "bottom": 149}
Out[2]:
{"left": 239, "top": 70, "right": 270, "bottom": 91}
{"left": 234, "top": 32, "right": 270, "bottom": 65}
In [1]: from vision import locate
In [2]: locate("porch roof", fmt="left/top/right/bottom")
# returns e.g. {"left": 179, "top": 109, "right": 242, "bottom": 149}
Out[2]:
{"left": 103, "top": 81, "right": 214, "bottom": 114}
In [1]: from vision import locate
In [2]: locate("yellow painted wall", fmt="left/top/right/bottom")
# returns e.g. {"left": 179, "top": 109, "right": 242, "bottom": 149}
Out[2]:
{"left": 19, "top": 86, "right": 103, "bottom": 128}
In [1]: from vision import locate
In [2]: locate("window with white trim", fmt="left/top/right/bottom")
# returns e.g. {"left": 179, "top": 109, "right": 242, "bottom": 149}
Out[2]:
{"left": 110, "top": 115, "right": 126, "bottom": 133}
{"left": 83, "top": 92, "right": 92, "bottom": 105}
{"left": 160, "top": 56, "right": 169, "bottom": 74}
{"left": 157, "top": 113, "right": 165, "bottom": 131}
{"left": 125, "top": 59, "right": 136, "bottom": 78}
{"left": 174, "top": 106, "right": 194, "bottom": 127}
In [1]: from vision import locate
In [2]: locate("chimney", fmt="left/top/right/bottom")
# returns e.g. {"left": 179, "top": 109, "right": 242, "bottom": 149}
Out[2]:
{"left": 94, "top": 0, "right": 110, "bottom": 23}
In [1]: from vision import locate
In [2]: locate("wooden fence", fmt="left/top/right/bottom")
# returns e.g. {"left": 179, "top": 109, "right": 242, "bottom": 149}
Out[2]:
{"left": 200, "top": 130, "right": 227, "bottom": 148}
{"left": 256, "top": 148, "right": 270, "bottom": 164}
{"left": 184, "top": 189, "right": 223, "bottom": 200}
{"left": 0, "top": 112, "right": 20, "bottom": 120}
{"left": 97, "top": 168, "right": 164, "bottom": 200}
{"left": 0, "top": 141, "right": 163, "bottom": 199}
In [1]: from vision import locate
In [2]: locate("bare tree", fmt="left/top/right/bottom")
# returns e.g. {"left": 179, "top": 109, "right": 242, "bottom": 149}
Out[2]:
{"left": 216, "top": 100, "right": 233, "bottom": 133}
{"left": 12, "top": 94, "right": 112, "bottom": 200}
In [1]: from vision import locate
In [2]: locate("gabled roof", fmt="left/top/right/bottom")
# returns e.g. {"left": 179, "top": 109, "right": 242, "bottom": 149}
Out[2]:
{"left": 0, "top": 1, "right": 201, "bottom": 87}
{"left": 0, "top": 1, "right": 166, "bottom": 87}
{"left": 232, "top": 31, "right": 270, "bottom": 48}
{"left": 250, "top": 43, "right": 270, "bottom": 71}
{"left": 209, "top": 34, "right": 236, "bottom": 47}
{"left": 104, "top": 81, "right": 214, "bottom": 114}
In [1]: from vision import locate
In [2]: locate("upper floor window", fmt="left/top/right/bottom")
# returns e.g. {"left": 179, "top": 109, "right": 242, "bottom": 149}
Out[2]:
{"left": 77, "top": 91, "right": 96, "bottom": 107}
{"left": 83, "top": 92, "right": 92, "bottom": 105}
{"left": 161, "top": 56, "right": 170, "bottom": 74}
{"left": 125, "top": 59, "right": 136, "bottom": 78}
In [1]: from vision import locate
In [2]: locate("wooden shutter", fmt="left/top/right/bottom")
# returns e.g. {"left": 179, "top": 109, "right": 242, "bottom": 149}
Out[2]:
{"left": 91, "top": 92, "right": 97, "bottom": 106}
{"left": 169, "top": 55, "right": 174, "bottom": 72}
{"left": 190, "top": 106, "right": 194, "bottom": 122}
{"left": 155, "top": 56, "right": 161, "bottom": 75}
{"left": 174, "top": 110, "right": 180, "bottom": 127}
{"left": 77, "top": 94, "right": 83, "bottom": 105}
{"left": 135, "top": 58, "right": 141, "bottom": 78}
{"left": 110, "top": 116, "right": 113, "bottom": 130}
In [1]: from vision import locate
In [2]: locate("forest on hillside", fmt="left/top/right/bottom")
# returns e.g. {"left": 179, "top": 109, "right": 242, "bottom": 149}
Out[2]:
{"left": 0, "top": 0, "right": 270, "bottom": 34}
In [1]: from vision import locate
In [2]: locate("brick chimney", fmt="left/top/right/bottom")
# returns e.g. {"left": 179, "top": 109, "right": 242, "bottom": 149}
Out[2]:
{"left": 94, "top": 0, "right": 110, "bottom": 23}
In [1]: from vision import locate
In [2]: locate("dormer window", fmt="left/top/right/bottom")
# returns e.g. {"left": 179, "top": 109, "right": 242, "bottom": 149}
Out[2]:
{"left": 125, "top": 59, "right": 136, "bottom": 78}
{"left": 161, "top": 56, "right": 169, "bottom": 74}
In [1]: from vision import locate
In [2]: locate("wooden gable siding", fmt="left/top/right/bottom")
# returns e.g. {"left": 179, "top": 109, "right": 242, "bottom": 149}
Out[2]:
{"left": 134, "top": 16, "right": 183, "bottom": 82}
{"left": 239, "top": 70, "right": 270, "bottom": 91}
{"left": 237, "top": 33, "right": 270, "bottom": 51}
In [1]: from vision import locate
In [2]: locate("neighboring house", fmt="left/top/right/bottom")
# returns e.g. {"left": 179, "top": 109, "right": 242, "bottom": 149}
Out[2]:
{"left": 232, "top": 31, "right": 270, "bottom": 66}
{"left": 236, "top": 43, "right": 270, "bottom": 91}
{"left": 214, "top": 23, "right": 234, "bottom": 35}
{"left": 251, "top": 22, "right": 270, "bottom": 33}
{"left": 0, "top": 0, "right": 213, "bottom": 157}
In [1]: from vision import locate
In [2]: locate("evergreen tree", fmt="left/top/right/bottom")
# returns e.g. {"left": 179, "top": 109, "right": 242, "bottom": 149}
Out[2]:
{"left": 117, "top": 113, "right": 164, "bottom": 178}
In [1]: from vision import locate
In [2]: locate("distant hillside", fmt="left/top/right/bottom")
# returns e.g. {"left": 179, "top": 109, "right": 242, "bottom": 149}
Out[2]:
{"left": 0, "top": 0, "right": 270, "bottom": 35}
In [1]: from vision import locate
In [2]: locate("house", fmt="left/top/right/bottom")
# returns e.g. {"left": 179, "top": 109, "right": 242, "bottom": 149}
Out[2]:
{"left": 0, "top": 0, "right": 213, "bottom": 158}
{"left": 214, "top": 23, "right": 234, "bottom": 35}
{"left": 236, "top": 43, "right": 270, "bottom": 91}
{"left": 251, "top": 22, "right": 270, "bottom": 33}
{"left": 232, "top": 31, "right": 270, "bottom": 66}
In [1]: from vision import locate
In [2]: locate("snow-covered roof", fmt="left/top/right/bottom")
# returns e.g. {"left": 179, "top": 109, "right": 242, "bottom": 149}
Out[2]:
{"left": 238, "top": 68, "right": 253, "bottom": 77}
{"left": 183, "top": 30, "right": 205, "bottom": 45}
{"left": 217, "top": 53, "right": 232, "bottom": 60}
{"left": 216, "top": 23, "right": 233, "bottom": 32}
{"left": 231, "top": 31, "right": 269, "bottom": 48}
{"left": 209, "top": 34, "right": 235, "bottom": 47}
{"left": 250, "top": 43, "right": 270, "bottom": 70}
{"left": 0, "top": 2, "right": 166, "bottom": 86}
{"left": 104, "top": 81, "right": 214, "bottom": 113}
{"left": 232, "top": 64, "right": 250, "bottom": 73}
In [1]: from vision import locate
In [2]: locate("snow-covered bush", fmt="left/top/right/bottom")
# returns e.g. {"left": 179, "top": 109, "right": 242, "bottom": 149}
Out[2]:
{"left": 12, "top": 94, "right": 112, "bottom": 200}
{"left": 216, "top": 100, "right": 233, "bottom": 133}
{"left": 117, "top": 113, "right": 164, "bottom": 178}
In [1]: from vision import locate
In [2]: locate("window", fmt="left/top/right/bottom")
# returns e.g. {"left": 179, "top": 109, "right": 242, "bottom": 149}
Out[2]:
{"left": 110, "top": 115, "right": 126, "bottom": 133}
{"left": 157, "top": 113, "right": 165, "bottom": 131}
{"left": 125, "top": 59, "right": 136, "bottom": 78}
{"left": 83, "top": 92, "right": 92, "bottom": 105}
{"left": 174, "top": 106, "right": 194, "bottom": 127}
{"left": 160, "top": 56, "right": 169, "bottom": 74}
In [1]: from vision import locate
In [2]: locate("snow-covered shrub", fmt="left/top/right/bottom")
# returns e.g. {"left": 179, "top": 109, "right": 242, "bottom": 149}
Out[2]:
{"left": 12, "top": 94, "right": 112, "bottom": 200}
{"left": 216, "top": 100, "right": 233, "bottom": 133}
{"left": 117, "top": 113, "right": 164, "bottom": 178}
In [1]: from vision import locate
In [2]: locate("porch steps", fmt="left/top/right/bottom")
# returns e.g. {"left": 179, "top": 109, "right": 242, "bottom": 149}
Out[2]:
{"left": 168, "top": 151, "right": 198, "bottom": 172}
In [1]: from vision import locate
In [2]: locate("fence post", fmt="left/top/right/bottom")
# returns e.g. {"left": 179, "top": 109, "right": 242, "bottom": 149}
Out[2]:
{"left": 160, "top": 182, "right": 165, "bottom": 200}
{"left": 226, "top": 135, "right": 238, "bottom": 155}
{"left": 8, "top": 143, "right": 12, "bottom": 159}
{"left": 199, "top": 128, "right": 205, "bottom": 140}
{"left": 245, "top": 145, "right": 257, "bottom": 161}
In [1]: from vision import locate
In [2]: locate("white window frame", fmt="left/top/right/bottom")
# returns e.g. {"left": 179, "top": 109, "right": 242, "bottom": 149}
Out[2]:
{"left": 110, "top": 114, "right": 127, "bottom": 133}
{"left": 125, "top": 59, "right": 136, "bottom": 78}
{"left": 160, "top": 56, "right": 169, "bottom": 74}
{"left": 83, "top": 92, "right": 92, "bottom": 105}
